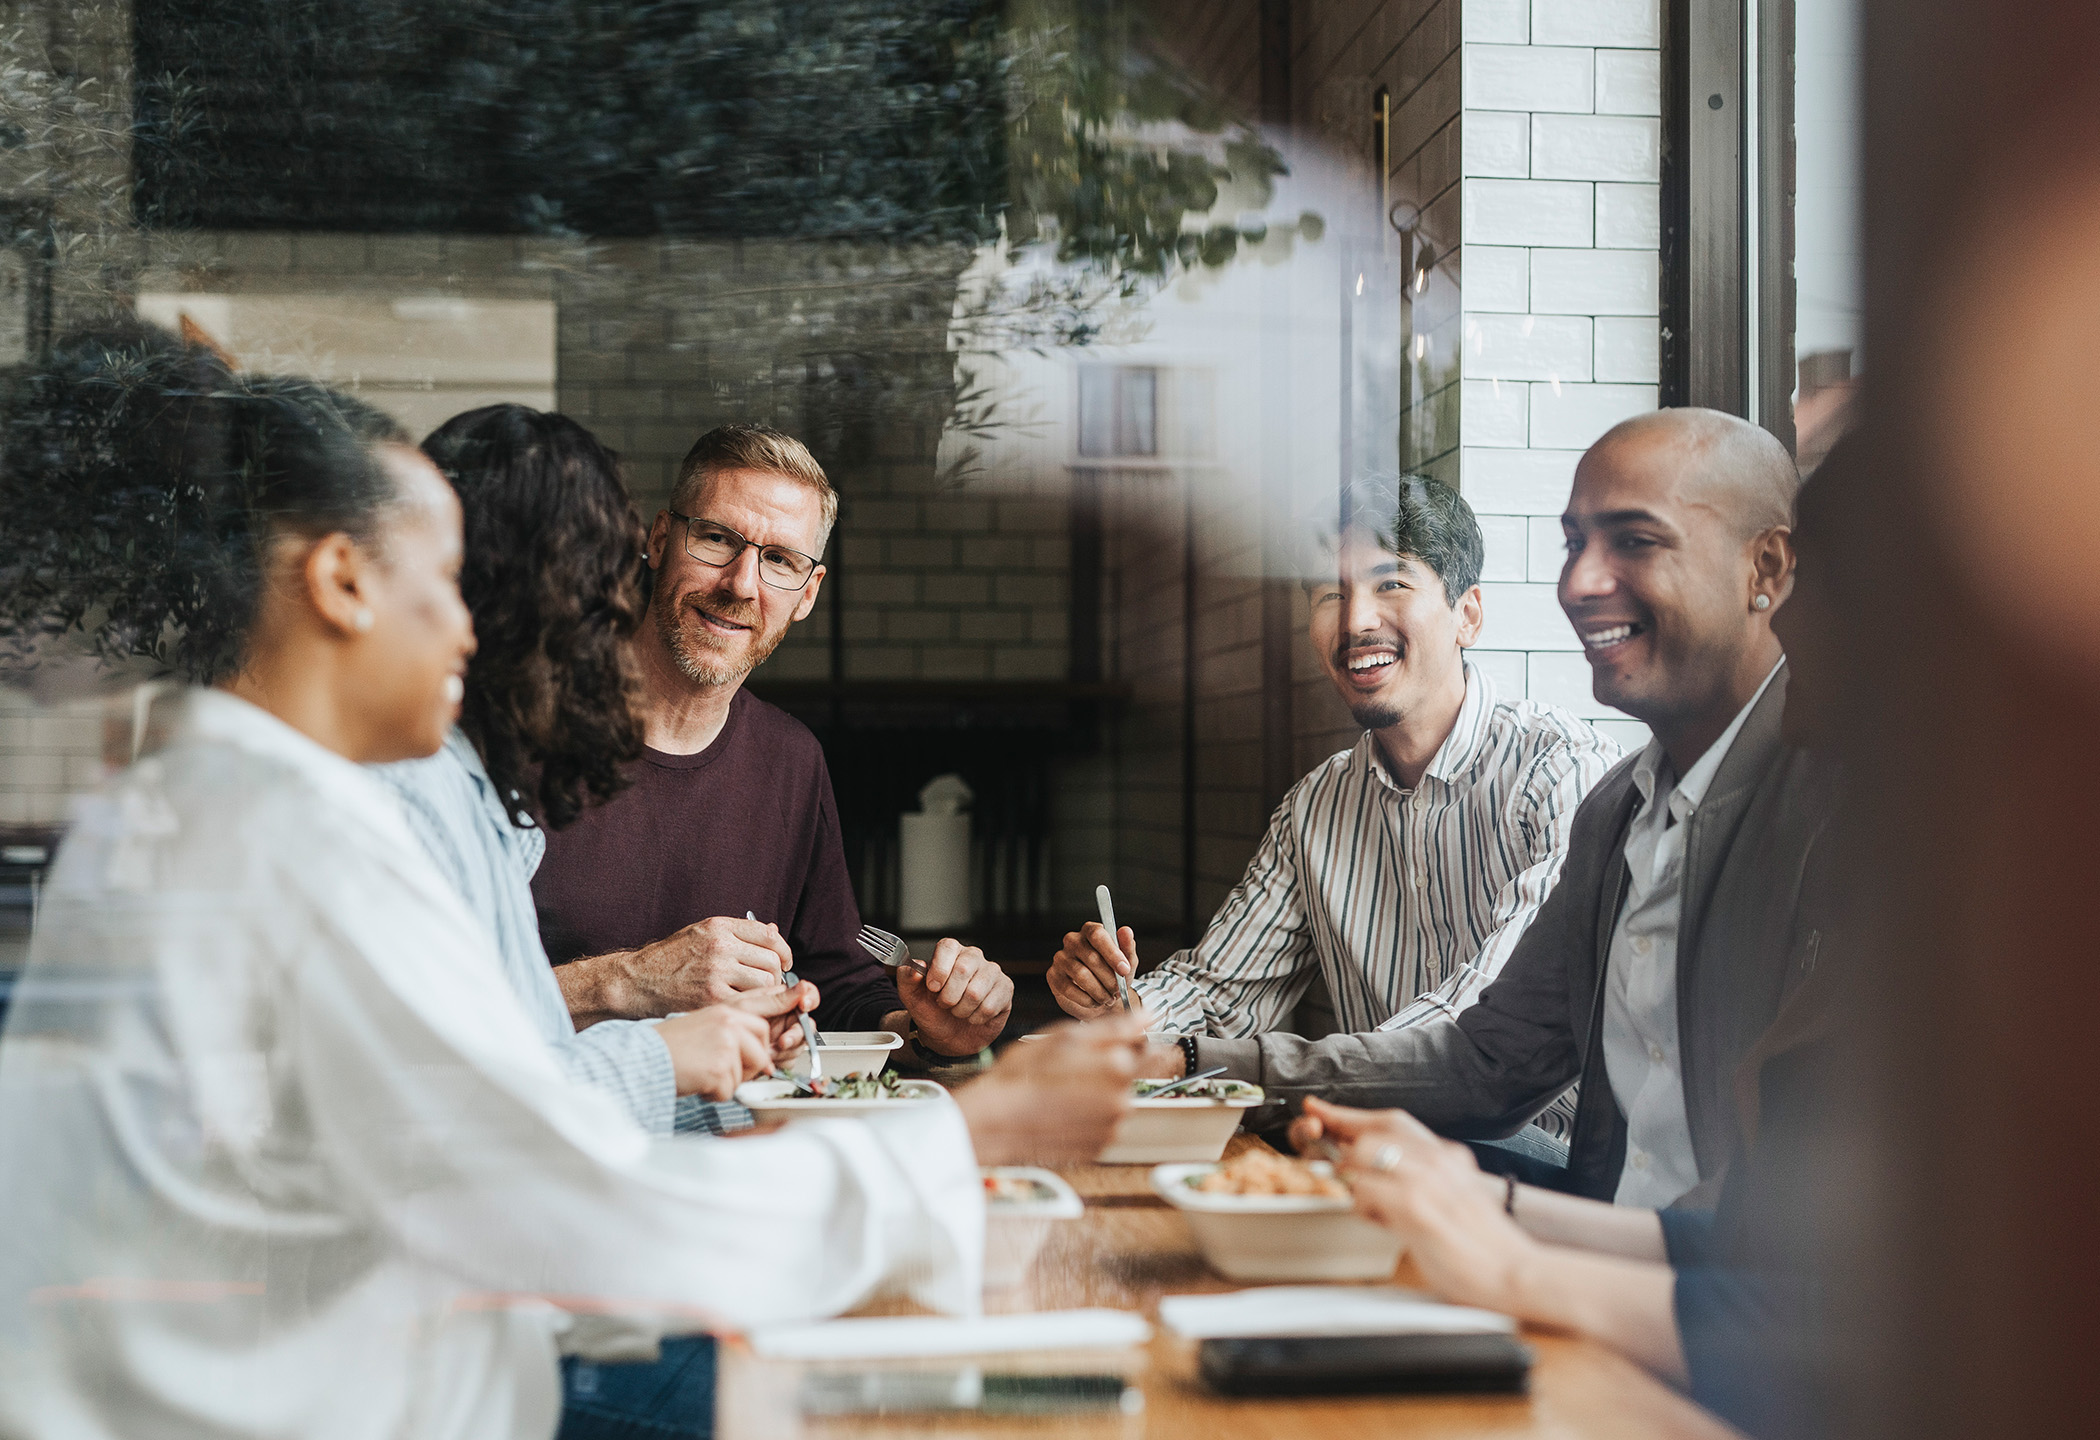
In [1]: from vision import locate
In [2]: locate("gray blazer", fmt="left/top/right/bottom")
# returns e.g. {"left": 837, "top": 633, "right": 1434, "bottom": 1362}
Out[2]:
{"left": 1198, "top": 663, "right": 1846, "bottom": 1201}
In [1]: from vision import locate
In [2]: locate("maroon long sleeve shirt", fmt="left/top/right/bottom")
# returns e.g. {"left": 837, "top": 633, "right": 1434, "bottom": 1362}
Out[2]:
{"left": 532, "top": 689, "right": 902, "bottom": 1033}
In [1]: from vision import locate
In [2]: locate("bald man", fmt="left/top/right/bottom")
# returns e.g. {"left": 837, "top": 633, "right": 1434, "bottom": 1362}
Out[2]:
{"left": 1153, "top": 408, "right": 1846, "bottom": 1206}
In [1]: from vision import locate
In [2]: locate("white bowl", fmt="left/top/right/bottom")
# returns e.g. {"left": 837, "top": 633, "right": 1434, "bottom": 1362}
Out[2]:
{"left": 734, "top": 1077, "right": 946, "bottom": 1124}
{"left": 980, "top": 1166, "right": 1083, "bottom": 1289}
{"left": 790, "top": 1030, "right": 903, "bottom": 1079}
{"left": 1152, "top": 1162, "right": 1405, "bottom": 1282}
{"left": 1094, "top": 1081, "right": 1264, "bottom": 1164}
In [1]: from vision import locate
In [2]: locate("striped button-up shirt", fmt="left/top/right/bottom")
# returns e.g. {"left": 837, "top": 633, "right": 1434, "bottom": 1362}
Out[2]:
{"left": 1135, "top": 661, "right": 1620, "bottom": 1044}
{"left": 378, "top": 731, "right": 750, "bottom": 1136}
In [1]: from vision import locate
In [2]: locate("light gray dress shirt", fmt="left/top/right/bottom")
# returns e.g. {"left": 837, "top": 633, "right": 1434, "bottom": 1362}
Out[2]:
{"left": 379, "top": 730, "right": 743, "bottom": 1135}
{"left": 1603, "top": 664, "right": 1781, "bottom": 1206}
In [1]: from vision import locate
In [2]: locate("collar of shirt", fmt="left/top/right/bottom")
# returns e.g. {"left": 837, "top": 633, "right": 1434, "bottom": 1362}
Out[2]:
{"left": 1358, "top": 657, "right": 1493, "bottom": 795}
{"left": 442, "top": 728, "right": 546, "bottom": 872}
{"left": 179, "top": 688, "right": 422, "bottom": 854}
{"left": 1630, "top": 660, "right": 1784, "bottom": 824}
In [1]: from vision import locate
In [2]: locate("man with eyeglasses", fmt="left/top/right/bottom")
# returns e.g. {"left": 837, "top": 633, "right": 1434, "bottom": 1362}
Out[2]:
{"left": 533, "top": 424, "right": 1015, "bottom": 1073}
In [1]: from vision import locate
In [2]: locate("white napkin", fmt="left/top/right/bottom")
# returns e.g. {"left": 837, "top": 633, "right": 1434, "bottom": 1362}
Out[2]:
{"left": 1157, "top": 1286, "right": 1516, "bottom": 1339}
{"left": 747, "top": 1309, "right": 1152, "bottom": 1361}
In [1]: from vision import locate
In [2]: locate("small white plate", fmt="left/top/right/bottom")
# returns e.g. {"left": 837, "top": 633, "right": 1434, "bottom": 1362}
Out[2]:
{"left": 735, "top": 1077, "right": 947, "bottom": 1123}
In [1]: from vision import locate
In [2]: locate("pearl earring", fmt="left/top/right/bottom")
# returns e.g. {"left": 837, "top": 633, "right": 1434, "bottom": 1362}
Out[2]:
{"left": 352, "top": 608, "right": 375, "bottom": 633}
{"left": 1752, "top": 595, "right": 1771, "bottom": 611}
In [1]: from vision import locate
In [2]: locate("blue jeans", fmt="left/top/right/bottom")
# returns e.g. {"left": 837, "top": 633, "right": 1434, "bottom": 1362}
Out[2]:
{"left": 558, "top": 1336, "right": 716, "bottom": 1440}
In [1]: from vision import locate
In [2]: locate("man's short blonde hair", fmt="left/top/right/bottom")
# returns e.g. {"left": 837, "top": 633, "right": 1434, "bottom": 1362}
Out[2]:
{"left": 672, "top": 423, "right": 838, "bottom": 540}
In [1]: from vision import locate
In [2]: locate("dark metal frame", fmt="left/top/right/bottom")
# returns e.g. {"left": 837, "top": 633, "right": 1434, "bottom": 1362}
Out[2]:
{"left": 1661, "top": 0, "right": 1796, "bottom": 449}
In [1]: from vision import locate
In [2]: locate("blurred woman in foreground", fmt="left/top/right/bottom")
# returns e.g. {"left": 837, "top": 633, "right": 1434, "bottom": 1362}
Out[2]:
{"left": 0, "top": 332, "right": 1140, "bottom": 1440}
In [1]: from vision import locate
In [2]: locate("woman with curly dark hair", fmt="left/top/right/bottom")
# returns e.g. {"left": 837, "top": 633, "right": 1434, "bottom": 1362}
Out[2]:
{"left": 377, "top": 404, "right": 816, "bottom": 1142}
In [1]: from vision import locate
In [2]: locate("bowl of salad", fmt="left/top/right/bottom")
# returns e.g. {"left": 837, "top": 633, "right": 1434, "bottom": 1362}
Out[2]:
{"left": 1094, "top": 1077, "right": 1265, "bottom": 1165}
{"left": 734, "top": 1071, "right": 947, "bottom": 1123}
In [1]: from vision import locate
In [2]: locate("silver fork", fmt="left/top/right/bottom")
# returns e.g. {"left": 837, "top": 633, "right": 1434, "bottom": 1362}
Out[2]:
{"left": 752, "top": 910, "right": 820, "bottom": 1083}
{"left": 855, "top": 923, "right": 929, "bottom": 974}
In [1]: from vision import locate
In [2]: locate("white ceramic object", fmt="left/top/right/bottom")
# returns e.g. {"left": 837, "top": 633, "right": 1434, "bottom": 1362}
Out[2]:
{"left": 790, "top": 1031, "right": 903, "bottom": 1079}
{"left": 735, "top": 1077, "right": 946, "bottom": 1124}
{"left": 980, "top": 1166, "right": 1083, "bottom": 1289}
{"left": 1094, "top": 1082, "right": 1264, "bottom": 1164}
{"left": 1151, "top": 1162, "right": 1405, "bottom": 1282}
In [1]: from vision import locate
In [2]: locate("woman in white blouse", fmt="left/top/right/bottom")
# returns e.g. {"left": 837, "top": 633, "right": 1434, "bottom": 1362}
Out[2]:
{"left": 0, "top": 332, "right": 1139, "bottom": 1440}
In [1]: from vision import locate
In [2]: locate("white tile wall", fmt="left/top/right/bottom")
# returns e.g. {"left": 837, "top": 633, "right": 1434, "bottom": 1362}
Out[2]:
{"left": 1459, "top": 0, "right": 1659, "bottom": 737}
{"left": 1527, "top": 380, "right": 1657, "bottom": 449}
{"left": 1463, "top": 378, "right": 1529, "bottom": 445}
{"left": 1463, "top": 110, "right": 1531, "bottom": 177}
{"left": 1530, "top": 0, "right": 1661, "bottom": 48}
{"left": 1465, "top": 313, "right": 1593, "bottom": 379}
{"left": 1530, "top": 249, "right": 1657, "bottom": 314}
{"left": 1596, "top": 183, "right": 1662, "bottom": 248}
{"left": 1464, "top": 46, "right": 1596, "bottom": 113}
{"left": 1464, "top": 447, "right": 1584, "bottom": 512}
{"left": 1594, "top": 315, "right": 1661, "bottom": 381}
{"left": 1595, "top": 50, "right": 1662, "bottom": 114}
{"left": 1477, "top": 582, "right": 1583, "bottom": 649}
{"left": 1466, "top": 0, "right": 1531, "bottom": 45}
{"left": 1464, "top": 246, "right": 1531, "bottom": 311}
{"left": 1470, "top": 648, "right": 1530, "bottom": 697}
{"left": 1479, "top": 513, "right": 1530, "bottom": 580}
{"left": 1526, "top": 515, "right": 1567, "bottom": 581}
{"left": 1463, "top": 178, "right": 1595, "bottom": 246}
{"left": 1529, "top": 114, "right": 1660, "bottom": 182}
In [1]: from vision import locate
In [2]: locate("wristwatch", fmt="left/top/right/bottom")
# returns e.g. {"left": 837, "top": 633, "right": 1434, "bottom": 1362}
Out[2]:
{"left": 906, "top": 1018, "right": 983, "bottom": 1068}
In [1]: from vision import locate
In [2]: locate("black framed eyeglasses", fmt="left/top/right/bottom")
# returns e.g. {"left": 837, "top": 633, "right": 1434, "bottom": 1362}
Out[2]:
{"left": 668, "top": 511, "right": 821, "bottom": 591}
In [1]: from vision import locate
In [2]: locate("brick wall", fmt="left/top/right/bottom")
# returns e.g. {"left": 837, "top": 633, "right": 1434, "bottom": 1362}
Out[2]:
{"left": 1459, "top": 0, "right": 1659, "bottom": 750}
{"left": 130, "top": 233, "right": 1074, "bottom": 690}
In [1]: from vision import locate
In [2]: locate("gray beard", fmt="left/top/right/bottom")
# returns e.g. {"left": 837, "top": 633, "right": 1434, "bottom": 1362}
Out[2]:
{"left": 654, "top": 586, "right": 778, "bottom": 688}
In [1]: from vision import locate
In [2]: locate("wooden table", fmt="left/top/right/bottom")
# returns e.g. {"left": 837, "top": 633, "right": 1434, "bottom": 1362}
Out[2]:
{"left": 718, "top": 1136, "right": 1742, "bottom": 1438}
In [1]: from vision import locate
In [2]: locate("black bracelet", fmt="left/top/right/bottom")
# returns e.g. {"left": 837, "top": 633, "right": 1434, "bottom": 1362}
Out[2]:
{"left": 907, "top": 1021, "right": 981, "bottom": 1067}
{"left": 1503, "top": 1172, "right": 1519, "bottom": 1218}
{"left": 1178, "top": 1034, "right": 1201, "bottom": 1077}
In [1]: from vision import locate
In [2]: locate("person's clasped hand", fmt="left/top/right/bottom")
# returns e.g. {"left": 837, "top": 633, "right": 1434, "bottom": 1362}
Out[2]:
{"left": 655, "top": 981, "right": 818, "bottom": 1101}
{"left": 952, "top": 1015, "right": 1145, "bottom": 1166}
{"left": 1296, "top": 1097, "right": 1539, "bottom": 1315}
{"left": 898, "top": 937, "right": 1015, "bottom": 1055}
{"left": 624, "top": 914, "right": 795, "bottom": 1013}
{"left": 1047, "top": 920, "right": 1142, "bottom": 1021}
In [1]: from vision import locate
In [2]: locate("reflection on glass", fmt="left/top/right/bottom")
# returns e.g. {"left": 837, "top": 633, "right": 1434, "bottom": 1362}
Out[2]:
{"left": 1794, "top": 0, "right": 1863, "bottom": 470}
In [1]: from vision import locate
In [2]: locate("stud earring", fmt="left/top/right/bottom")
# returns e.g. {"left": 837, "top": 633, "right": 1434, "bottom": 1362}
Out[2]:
{"left": 352, "top": 608, "right": 375, "bottom": 633}
{"left": 1752, "top": 594, "right": 1771, "bottom": 611}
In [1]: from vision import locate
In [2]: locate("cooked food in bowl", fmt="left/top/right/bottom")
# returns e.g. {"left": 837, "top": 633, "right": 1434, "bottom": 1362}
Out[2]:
{"left": 1153, "top": 1161, "right": 1403, "bottom": 1281}
{"left": 1133, "top": 1077, "right": 1260, "bottom": 1101}
{"left": 785, "top": 1070, "right": 905, "bottom": 1100}
{"left": 1189, "top": 1147, "right": 1348, "bottom": 1199}
{"left": 984, "top": 1173, "right": 1063, "bottom": 1206}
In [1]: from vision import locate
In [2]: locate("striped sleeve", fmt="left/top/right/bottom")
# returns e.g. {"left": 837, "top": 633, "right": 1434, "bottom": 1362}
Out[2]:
{"left": 1131, "top": 798, "right": 1324, "bottom": 1038}
{"left": 553, "top": 1020, "right": 679, "bottom": 1135}
{"left": 1379, "top": 720, "right": 1621, "bottom": 1032}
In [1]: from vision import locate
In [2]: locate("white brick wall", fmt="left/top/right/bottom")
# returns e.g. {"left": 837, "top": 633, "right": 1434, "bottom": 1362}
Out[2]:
{"left": 1460, "top": 0, "right": 1659, "bottom": 752}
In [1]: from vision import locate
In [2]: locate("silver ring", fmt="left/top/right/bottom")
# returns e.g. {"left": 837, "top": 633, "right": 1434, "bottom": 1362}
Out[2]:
{"left": 1371, "top": 1143, "right": 1404, "bottom": 1173}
